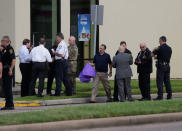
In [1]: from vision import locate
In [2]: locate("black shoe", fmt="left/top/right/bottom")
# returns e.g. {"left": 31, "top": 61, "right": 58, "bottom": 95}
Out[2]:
{"left": 138, "top": 98, "right": 145, "bottom": 101}
{"left": 90, "top": 101, "right": 96, "bottom": 103}
{"left": 37, "top": 94, "right": 44, "bottom": 97}
{"left": 153, "top": 97, "right": 163, "bottom": 101}
{"left": 54, "top": 94, "right": 61, "bottom": 96}
{"left": 120, "top": 100, "right": 125, "bottom": 102}
{"left": 1, "top": 107, "right": 14, "bottom": 110}
{"left": 144, "top": 98, "right": 151, "bottom": 101}
{"left": 128, "top": 98, "right": 134, "bottom": 102}
{"left": 113, "top": 98, "right": 119, "bottom": 102}
{"left": 167, "top": 97, "right": 172, "bottom": 100}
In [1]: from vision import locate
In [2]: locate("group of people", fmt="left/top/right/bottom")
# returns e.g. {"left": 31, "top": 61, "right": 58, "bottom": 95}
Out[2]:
{"left": 90, "top": 36, "right": 172, "bottom": 102}
{"left": 0, "top": 33, "right": 78, "bottom": 110}
{"left": 0, "top": 34, "right": 172, "bottom": 110}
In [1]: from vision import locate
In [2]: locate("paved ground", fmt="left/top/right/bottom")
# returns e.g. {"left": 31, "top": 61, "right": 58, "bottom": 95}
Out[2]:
{"left": 74, "top": 121, "right": 182, "bottom": 131}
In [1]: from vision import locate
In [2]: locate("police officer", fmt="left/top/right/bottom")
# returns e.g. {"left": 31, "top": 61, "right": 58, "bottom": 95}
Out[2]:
{"left": 0, "top": 36, "right": 15, "bottom": 110}
{"left": 53, "top": 33, "right": 72, "bottom": 96}
{"left": 29, "top": 38, "right": 52, "bottom": 97}
{"left": 47, "top": 40, "right": 58, "bottom": 95}
{"left": 152, "top": 36, "right": 172, "bottom": 100}
{"left": 18, "top": 39, "right": 32, "bottom": 97}
{"left": 113, "top": 41, "right": 132, "bottom": 102}
{"left": 135, "top": 43, "right": 152, "bottom": 101}
{"left": 68, "top": 36, "right": 78, "bottom": 94}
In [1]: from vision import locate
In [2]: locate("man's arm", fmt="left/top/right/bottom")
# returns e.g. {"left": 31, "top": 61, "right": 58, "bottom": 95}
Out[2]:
{"left": 0, "top": 62, "right": 2, "bottom": 79}
{"left": 129, "top": 55, "right": 133, "bottom": 65}
{"left": 108, "top": 64, "right": 112, "bottom": 77}
{"left": 9, "top": 59, "right": 15, "bottom": 76}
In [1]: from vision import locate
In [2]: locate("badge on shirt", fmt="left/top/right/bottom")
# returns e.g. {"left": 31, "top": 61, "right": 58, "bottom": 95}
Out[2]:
{"left": 143, "top": 55, "right": 146, "bottom": 59}
{"left": 9, "top": 49, "right": 13, "bottom": 54}
{"left": 59, "top": 45, "right": 62, "bottom": 49}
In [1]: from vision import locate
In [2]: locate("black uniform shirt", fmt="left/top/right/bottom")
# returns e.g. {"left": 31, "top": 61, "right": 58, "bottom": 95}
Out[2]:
{"left": 115, "top": 48, "right": 131, "bottom": 56}
{"left": 153, "top": 44, "right": 172, "bottom": 63}
{"left": 135, "top": 48, "right": 153, "bottom": 74}
{"left": 1, "top": 45, "right": 15, "bottom": 66}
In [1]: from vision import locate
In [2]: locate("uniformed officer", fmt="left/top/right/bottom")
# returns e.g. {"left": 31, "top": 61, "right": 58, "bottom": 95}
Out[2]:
{"left": 53, "top": 33, "right": 72, "bottom": 96}
{"left": 68, "top": 36, "right": 78, "bottom": 94}
{"left": 135, "top": 43, "right": 152, "bottom": 101}
{"left": 113, "top": 41, "right": 132, "bottom": 102}
{"left": 18, "top": 39, "right": 32, "bottom": 97}
{"left": 29, "top": 38, "right": 52, "bottom": 97}
{"left": 0, "top": 36, "right": 15, "bottom": 110}
{"left": 46, "top": 40, "right": 58, "bottom": 95}
{"left": 152, "top": 36, "right": 172, "bottom": 100}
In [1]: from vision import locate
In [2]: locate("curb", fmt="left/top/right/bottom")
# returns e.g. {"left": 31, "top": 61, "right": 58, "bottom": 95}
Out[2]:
{"left": 1, "top": 92, "right": 182, "bottom": 107}
{"left": 0, "top": 97, "right": 108, "bottom": 107}
{"left": 0, "top": 112, "right": 182, "bottom": 131}
{"left": 0, "top": 101, "right": 42, "bottom": 107}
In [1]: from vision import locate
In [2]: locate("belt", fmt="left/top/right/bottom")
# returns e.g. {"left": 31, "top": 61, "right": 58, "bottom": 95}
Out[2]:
{"left": 32, "top": 62, "right": 46, "bottom": 64}
{"left": 157, "top": 61, "right": 169, "bottom": 66}
{"left": 3, "top": 65, "right": 10, "bottom": 69}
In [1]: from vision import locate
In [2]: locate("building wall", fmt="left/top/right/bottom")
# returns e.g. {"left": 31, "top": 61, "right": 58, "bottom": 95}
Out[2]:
{"left": 61, "top": 0, "right": 70, "bottom": 44}
{"left": 0, "top": 0, "right": 30, "bottom": 83}
{"left": 99, "top": 0, "right": 182, "bottom": 79}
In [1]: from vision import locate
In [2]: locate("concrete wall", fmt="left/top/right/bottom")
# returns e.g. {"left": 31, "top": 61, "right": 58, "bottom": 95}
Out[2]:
{"left": 99, "top": 0, "right": 182, "bottom": 79}
{"left": 0, "top": 0, "right": 30, "bottom": 82}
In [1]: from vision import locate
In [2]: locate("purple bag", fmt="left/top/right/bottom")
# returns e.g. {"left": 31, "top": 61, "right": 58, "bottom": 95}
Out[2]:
{"left": 79, "top": 71, "right": 91, "bottom": 83}
{"left": 82, "top": 63, "right": 96, "bottom": 77}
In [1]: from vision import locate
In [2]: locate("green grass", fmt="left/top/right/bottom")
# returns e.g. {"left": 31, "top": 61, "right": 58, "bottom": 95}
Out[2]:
{"left": 1, "top": 99, "right": 182, "bottom": 126}
{"left": 14, "top": 80, "right": 182, "bottom": 101}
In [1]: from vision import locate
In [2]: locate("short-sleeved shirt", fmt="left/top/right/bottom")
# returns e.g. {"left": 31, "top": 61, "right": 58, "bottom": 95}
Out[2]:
{"left": 55, "top": 40, "right": 69, "bottom": 60}
{"left": 93, "top": 53, "right": 112, "bottom": 72}
{"left": 1, "top": 45, "right": 15, "bottom": 66}
{"left": 152, "top": 44, "right": 172, "bottom": 63}
{"left": 30, "top": 45, "right": 52, "bottom": 63}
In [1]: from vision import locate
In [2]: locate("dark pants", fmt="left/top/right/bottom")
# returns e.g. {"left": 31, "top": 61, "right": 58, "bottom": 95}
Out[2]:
{"left": 19, "top": 63, "right": 32, "bottom": 97}
{"left": 139, "top": 73, "right": 151, "bottom": 100}
{"left": 113, "top": 75, "right": 129, "bottom": 100}
{"left": 2, "top": 68, "right": 14, "bottom": 107}
{"left": 47, "top": 64, "right": 55, "bottom": 94}
{"left": 29, "top": 62, "right": 46, "bottom": 95}
{"left": 63, "top": 60, "right": 72, "bottom": 96}
{"left": 55, "top": 60, "right": 64, "bottom": 96}
{"left": 157, "top": 64, "right": 172, "bottom": 99}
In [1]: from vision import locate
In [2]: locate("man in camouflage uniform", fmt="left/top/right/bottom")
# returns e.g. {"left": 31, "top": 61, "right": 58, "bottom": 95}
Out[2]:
{"left": 68, "top": 36, "right": 78, "bottom": 94}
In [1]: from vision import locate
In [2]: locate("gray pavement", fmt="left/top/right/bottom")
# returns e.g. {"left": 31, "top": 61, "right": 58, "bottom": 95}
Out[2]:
{"left": 74, "top": 121, "right": 182, "bottom": 131}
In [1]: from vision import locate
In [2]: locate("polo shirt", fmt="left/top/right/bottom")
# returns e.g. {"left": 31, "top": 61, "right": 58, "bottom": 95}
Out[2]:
{"left": 93, "top": 53, "right": 112, "bottom": 72}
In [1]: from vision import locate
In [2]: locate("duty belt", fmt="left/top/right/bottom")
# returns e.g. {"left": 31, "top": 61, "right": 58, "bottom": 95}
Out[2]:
{"left": 157, "top": 61, "right": 169, "bottom": 66}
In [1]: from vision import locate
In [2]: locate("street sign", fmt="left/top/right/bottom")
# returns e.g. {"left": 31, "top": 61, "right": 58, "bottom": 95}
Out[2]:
{"left": 91, "top": 5, "right": 104, "bottom": 56}
{"left": 91, "top": 5, "right": 104, "bottom": 25}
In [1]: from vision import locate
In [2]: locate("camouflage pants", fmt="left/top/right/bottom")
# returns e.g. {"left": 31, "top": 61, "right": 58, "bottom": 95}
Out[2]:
{"left": 68, "top": 73, "right": 77, "bottom": 94}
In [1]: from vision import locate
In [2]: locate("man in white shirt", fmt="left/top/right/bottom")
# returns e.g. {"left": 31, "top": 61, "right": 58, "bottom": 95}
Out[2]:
{"left": 52, "top": 33, "right": 72, "bottom": 96}
{"left": 18, "top": 39, "right": 32, "bottom": 97}
{"left": 29, "top": 38, "right": 52, "bottom": 97}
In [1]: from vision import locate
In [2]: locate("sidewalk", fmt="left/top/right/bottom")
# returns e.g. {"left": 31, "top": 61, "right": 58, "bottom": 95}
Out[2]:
{"left": 1, "top": 112, "right": 182, "bottom": 131}
{"left": 1, "top": 92, "right": 182, "bottom": 107}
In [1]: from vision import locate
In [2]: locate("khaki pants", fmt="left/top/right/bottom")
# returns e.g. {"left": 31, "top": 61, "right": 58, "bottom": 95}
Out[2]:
{"left": 91, "top": 72, "right": 112, "bottom": 101}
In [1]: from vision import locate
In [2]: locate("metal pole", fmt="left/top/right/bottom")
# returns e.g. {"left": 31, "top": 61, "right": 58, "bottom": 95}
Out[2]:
{"left": 93, "top": 5, "right": 98, "bottom": 56}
